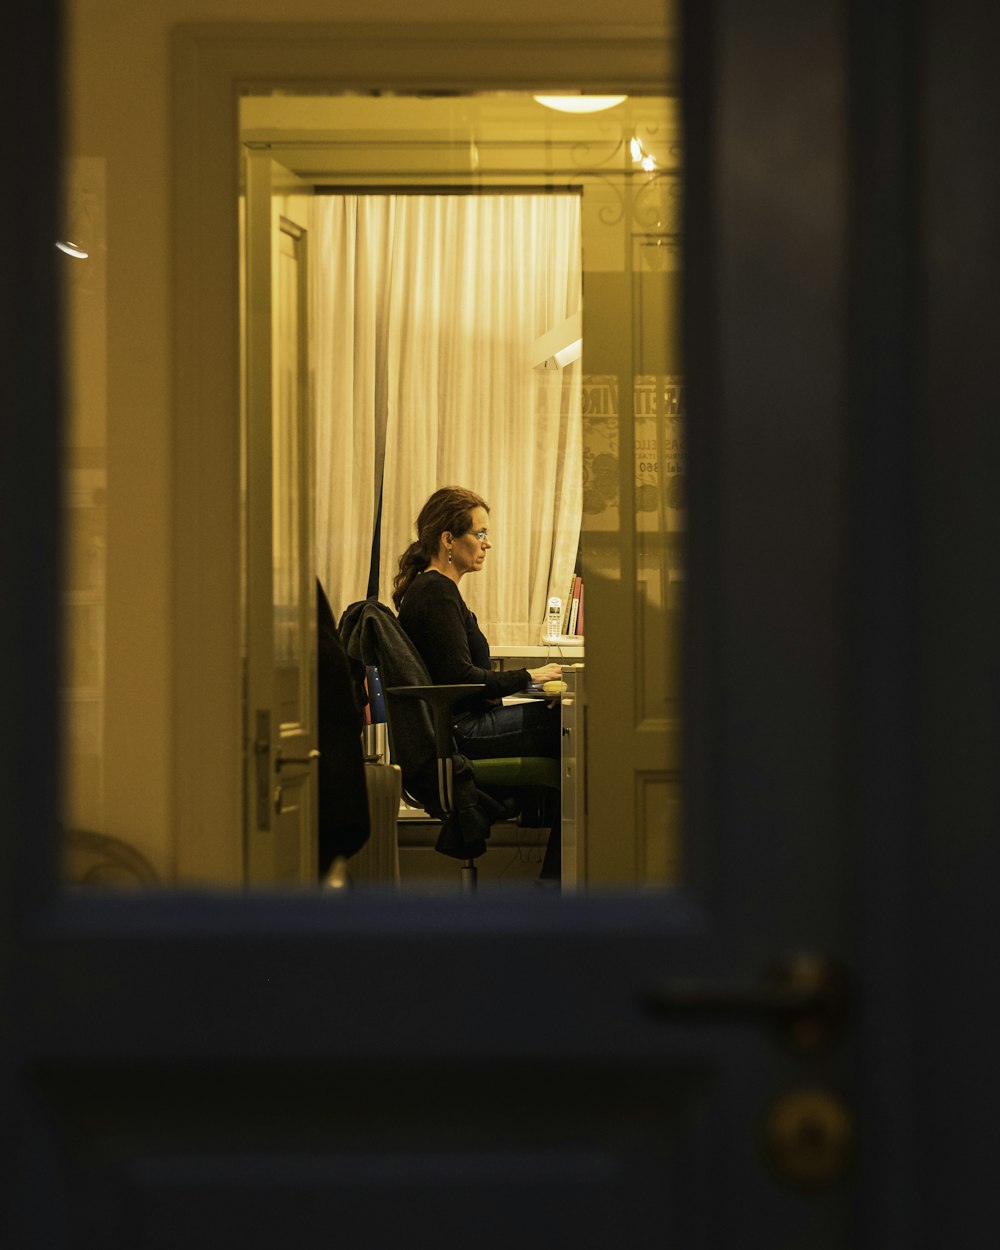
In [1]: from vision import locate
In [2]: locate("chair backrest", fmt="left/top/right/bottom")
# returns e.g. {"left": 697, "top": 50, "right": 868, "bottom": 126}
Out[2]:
{"left": 338, "top": 599, "right": 455, "bottom": 814}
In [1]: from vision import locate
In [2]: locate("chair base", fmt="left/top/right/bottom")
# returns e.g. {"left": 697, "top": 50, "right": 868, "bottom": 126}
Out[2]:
{"left": 460, "top": 858, "right": 478, "bottom": 893}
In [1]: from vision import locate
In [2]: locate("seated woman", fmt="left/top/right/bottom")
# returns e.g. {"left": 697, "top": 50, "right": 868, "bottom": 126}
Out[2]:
{"left": 393, "top": 486, "right": 564, "bottom": 879}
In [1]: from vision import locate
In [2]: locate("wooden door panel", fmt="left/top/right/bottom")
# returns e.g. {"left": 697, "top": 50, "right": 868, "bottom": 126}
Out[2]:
{"left": 22, "top": 888, "right": 850, "bottom": 1249}
{"left": 244, "top": 153, "right": 317, "bottom": 886}
{"left": 32, "top": 1063, "right": 719, "bottom": 1250}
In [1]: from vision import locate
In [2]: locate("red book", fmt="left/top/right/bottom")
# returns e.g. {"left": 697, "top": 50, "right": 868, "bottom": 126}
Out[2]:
{"left": 568, "top": 576, "right": 582, "bottom": 635}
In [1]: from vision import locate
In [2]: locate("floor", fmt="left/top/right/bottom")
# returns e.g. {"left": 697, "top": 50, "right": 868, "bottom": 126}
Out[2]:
{"left": 396, "top": 819, "right": 550, "bottom": 890}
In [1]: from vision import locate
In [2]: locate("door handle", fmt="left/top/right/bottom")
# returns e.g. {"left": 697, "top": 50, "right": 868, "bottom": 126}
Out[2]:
{"left": 640, "top": 953, "right": 849, "bottom": 1050}
{"left": 274, "top": 748, "right": 321, "bottom": 770}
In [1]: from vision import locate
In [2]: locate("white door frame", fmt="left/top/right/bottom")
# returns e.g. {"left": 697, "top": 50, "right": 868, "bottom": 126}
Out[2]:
{"left": 170, "top": 22, "right": 678, "bottom": 882}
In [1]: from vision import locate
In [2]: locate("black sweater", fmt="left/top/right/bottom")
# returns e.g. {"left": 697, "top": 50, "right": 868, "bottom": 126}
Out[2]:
{"left": 397, "top": 570, "right": 531, "bottom": 715}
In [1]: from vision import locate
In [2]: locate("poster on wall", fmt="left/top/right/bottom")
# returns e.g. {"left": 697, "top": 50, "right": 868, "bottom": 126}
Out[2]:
{"left": 581, "top": 374, "right": 685, "bottom": 534}
{"left": 581, "top": 374, "right": 620, "bottom": 531}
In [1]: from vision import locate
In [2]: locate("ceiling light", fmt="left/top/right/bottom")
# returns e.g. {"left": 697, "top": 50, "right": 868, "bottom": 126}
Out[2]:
{"left": 56, "top": 240, "right": 89, "bottom": 259}
{"left": 533, "top": 95, "right": 627, "bottom": 115}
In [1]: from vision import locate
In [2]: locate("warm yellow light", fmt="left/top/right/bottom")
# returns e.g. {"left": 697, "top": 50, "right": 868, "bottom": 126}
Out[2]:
{"left": 629, "top": 136, "right": 658, "bottom": 173}
{"left": 533, "top": 94, "right": 627, "bottom": 115}
{"left": 552, "top": 338, "right": 583, "bottom": 369}
{"left": 56, "top": 240, "right": 89, "bottom": 259}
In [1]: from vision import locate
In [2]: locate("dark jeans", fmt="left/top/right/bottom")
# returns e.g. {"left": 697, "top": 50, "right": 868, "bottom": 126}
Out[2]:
{"left": 454, "top": 699, "right": 561, "bottom": 879}
{"left": 454, "top": 698, "right": 560, "bottom": 760}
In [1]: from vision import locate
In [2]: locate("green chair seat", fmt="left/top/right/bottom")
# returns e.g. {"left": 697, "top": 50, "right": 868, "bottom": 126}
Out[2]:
{"left": 471, "top": 756, "right": 560, "bottom": 791}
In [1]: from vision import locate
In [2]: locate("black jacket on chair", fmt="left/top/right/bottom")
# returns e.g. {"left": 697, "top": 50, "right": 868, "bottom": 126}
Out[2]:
{"left": 337, "top": 598, "right": 506, "bottom": 859}
{"left": 317, "top": 580, "right": 370, "bottom": 874}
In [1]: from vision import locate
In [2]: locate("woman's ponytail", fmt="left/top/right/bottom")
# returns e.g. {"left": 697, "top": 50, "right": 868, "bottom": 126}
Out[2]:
{"left": 391, "top": 541, "right": 428, "bottom": 609}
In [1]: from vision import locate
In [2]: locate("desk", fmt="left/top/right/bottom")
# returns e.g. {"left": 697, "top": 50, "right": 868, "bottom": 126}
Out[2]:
{"left": 558, "top": 666, "right": 585, "bottom": 892}
{"left": 502, "top": 664, "right": 585, "bottom": 893}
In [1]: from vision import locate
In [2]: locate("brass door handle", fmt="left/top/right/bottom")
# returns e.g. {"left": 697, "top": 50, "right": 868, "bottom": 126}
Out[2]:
{"left": 640, "top": 953, "right": 849, "bottom": 1050}
{"left": 274, "top": 748, "right": 321, "bottom": 770}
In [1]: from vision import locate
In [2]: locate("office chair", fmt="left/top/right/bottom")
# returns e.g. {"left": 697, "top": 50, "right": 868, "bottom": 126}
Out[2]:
{"left": 338, "top": 598, "right": 559, "bottom": 891}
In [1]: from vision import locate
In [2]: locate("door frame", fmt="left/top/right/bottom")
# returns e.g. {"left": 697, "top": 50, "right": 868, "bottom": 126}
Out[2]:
{"left": 170, "top": 21, "right": 679, "bottom": 883}
{"left": 9, "top": 6, "right": 995, "bottom": 1245}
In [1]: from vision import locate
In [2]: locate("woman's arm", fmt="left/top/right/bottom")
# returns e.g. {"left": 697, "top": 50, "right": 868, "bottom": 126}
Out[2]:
{"left": 527, "top": 662, "right": 565, "bottom": 685}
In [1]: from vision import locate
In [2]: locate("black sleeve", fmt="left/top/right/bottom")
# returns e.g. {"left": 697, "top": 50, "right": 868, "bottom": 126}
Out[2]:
{"left": 419, "top": 582, "right": 531, "bottom": 698}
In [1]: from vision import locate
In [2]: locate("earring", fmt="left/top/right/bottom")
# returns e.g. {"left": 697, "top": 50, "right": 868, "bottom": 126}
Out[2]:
{"left": 448, "top": 548, "right": 453, "bottom": 564}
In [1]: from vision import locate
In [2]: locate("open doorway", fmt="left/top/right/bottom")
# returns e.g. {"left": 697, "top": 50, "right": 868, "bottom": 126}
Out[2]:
{"left": 238, "top": 89, "right": 683, "bottom": 892}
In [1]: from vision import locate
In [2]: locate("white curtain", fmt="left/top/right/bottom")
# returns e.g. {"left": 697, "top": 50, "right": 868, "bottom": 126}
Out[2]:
{"left": 313, "top": 194, "right": 582, "bottom": 645}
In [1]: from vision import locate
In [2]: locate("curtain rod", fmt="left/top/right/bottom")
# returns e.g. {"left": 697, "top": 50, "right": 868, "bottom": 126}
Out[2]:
{"left": 312, "top": 184, "right": 583, "bottom": 197}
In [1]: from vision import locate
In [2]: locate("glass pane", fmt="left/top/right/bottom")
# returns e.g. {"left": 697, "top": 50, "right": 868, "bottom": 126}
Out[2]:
{"left": 59, "top": 70, "right": 681, "bottom": 892}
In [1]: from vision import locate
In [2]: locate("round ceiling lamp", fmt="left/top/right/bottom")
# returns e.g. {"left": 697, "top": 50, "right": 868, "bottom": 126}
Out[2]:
{"left": 532, "top": 95, "right": 627, "bottom": 115}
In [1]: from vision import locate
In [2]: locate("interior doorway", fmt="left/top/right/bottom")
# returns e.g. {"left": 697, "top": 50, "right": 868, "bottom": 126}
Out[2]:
{"left": 237, "top": 88, "right": 683, "bottom": 891}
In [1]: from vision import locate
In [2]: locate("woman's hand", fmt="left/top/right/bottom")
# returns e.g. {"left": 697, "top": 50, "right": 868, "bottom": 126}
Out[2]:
{"left": 528, "top": 663, "right": 564, "bottom": 685}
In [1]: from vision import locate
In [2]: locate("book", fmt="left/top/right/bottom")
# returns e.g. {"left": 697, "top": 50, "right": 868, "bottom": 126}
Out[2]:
{"left": 568, "top": 576, "right": 582, "bottom": 635}
{"left": 575, "top": 579, "right": 584, "bottom": 636}
{"left": 562, "top": 572, "right": 578, "bottom": 634}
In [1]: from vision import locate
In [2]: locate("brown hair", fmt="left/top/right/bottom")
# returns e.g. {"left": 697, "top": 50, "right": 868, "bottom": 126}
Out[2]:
{"left": 391, "top": 486, "right": 489, "bottom": 609}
